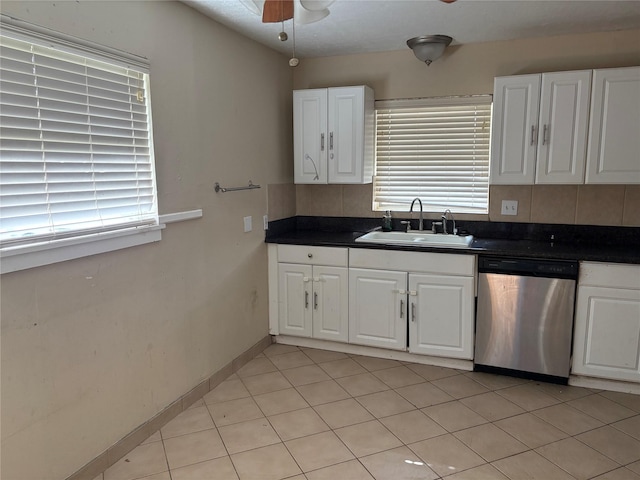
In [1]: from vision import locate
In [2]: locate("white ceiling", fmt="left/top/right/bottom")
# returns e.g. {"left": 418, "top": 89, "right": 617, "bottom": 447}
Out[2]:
{"left": 185, "top": 0, "right": 640, "bottom": 58}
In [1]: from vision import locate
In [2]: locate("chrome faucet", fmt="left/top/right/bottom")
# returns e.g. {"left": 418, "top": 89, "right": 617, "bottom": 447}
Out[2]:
{"left": 441, "top": 209, "right": 456, "bottom": 235}
{"left": 410, "top": 198, "right": 424, "bottom": 231}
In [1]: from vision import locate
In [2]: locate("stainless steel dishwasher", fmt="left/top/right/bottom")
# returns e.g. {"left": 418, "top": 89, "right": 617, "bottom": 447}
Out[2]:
{"left": 474, "top": 256, "right": 578, "bottom": 383}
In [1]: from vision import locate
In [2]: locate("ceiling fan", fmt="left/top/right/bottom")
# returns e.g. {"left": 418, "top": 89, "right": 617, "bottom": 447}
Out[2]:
{"left": 241, "top": 0, "right": 457, "bottom": 66}
{"left": 241, "top": 0, "right": 458, "bottom": 25}
{"left": 240, "top": 0, "right": 334, "bottom": 24}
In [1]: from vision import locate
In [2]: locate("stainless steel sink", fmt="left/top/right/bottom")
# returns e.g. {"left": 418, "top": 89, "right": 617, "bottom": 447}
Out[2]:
{"left": 355, "top": 231, "right": 474, "bottom": 248}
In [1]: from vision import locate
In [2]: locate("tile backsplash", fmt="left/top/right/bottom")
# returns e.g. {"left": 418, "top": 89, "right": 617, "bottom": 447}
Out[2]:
{"left": 267, "top": 183, "right": 640, "bottom": 227}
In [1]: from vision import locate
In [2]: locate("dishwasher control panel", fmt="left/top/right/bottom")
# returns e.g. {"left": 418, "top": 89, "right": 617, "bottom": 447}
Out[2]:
{"left": 478, "top": 256, "right": 578, "bottom": 280}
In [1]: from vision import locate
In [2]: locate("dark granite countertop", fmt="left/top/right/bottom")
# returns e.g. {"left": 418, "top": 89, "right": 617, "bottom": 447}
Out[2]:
{"left": 266, "top": 216, "right": 640, "bottom": 265}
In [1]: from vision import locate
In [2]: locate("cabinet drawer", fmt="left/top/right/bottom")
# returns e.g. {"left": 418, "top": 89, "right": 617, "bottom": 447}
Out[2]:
{"left": 349, "top": 248, "right": 475, "bottom": 276}
{"left": 579, "top": 262, "right": 640, "bottom": 290}
{"left": 277, "top": 245, "right": 348, "bottom": 267}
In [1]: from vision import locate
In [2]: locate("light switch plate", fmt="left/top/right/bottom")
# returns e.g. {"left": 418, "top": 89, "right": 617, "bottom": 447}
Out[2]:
{"left": 501, "top": 200, "right": 518, "bottom": 216}
{"left": 243, "top": 216, "right": 252, "bottom": 232}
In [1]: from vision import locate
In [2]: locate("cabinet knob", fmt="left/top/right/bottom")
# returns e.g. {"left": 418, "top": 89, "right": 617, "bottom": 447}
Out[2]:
{"left": 308, "top": 253, "right": 313, "bottom": 258}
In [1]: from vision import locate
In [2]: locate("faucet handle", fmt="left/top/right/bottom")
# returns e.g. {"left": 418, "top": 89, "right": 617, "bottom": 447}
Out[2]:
{"left": 400, "top": 220, "right": 411, "bottom": 232}
{"left": 431, "top": 221, "right": 443, "bottom": 234}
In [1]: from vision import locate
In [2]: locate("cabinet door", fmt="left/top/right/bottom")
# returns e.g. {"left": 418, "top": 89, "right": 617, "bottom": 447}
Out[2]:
{"left": 327, "top": 86, "right": 367, "bottom": 184}
{"left": 349, "top": 268, "right": 407, "bottom": 350}
{"left": 586, "top": 67, "right": 640, "bottom": 184}
{"left": 278, "top": 263, "right": 313, "bottom": 337}
{"left": 490, "top": 75, "right": 541, "bottom": 184}
{"left": 293, "top": 89, "right": 328, "bottom": 184}
{"left": 536, "top": 71, "right": 592, "bottom": 184}
{"left": 312, "top": 266, "right": 349, "bottom": 343}
{"left": 572, "top": 286, "right": 640, "bottom": 382}
{"left": 408, "top": 274, "right": 474, "bottom": 359}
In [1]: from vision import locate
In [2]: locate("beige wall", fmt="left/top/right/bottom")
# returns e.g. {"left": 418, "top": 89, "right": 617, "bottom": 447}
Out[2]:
{"left": 292, "top": 29, "right": 640, "bottom": 225}
{"left": 0, "top": 2, "right": 292, "bottom": 479}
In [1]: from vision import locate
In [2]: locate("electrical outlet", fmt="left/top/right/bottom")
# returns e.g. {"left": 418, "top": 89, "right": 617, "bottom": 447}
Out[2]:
{"left": 501, "top": 200, "right": 518, "bottom": 216}
{"left": 243, "top": 216, "right": 252, "bottom": 232}
{"left": 263, "top": 215, "right": 269, "bottom": 230}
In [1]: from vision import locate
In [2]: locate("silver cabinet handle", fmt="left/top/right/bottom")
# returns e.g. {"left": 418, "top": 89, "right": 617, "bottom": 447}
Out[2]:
{"left": 542, "top": 124, "right": 548, "bottom": 145}
{"left": 314, "top": 292, "right": 318, "bottom": 310}
{"left": 400, "top": 299, "right": 404, "bottom": 318}
{"left": 305, "top": 291, "right": 309, "bottom": 309}
{"left": 411, "top": 302, "right": 416, "bottom": 322}
{"left": 321, "top": 133, "right": 325, "bottom": 151}
{"left": 530, "top": 125, "right": 536, "bottom": 146}
{"left": 329, "top": 132, "right": 333, "bottom": 150}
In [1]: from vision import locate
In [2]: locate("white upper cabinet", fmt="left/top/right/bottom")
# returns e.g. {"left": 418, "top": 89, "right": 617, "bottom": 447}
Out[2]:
{"left": 293, "top": 89, "right": 328, "bottom": 183}
{"left": 293, "top": 86, "right": 374, "bottom": 184}
{"left": 490, "top": 74, "right": 541, "bottom": 184}
{"left": 586, "top": 67, "right": 640, "bottom": 184}
{"left": 536, "top": 71, "right": 592, "bottom": 184}
{"left": 491, "top": 70, "right": 592, "bottom": 185}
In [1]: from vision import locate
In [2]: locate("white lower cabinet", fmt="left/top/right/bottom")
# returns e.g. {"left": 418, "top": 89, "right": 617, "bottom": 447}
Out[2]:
{"left": 279, "top": 263, "right": 313, "bottom": 338}
{"left": 348, "top": 249, "right": 476, "bottom": 359}
{"left": 572, "top": 262, "right": 640, "bottom": 383}
{"left": 409, "top": 273, "right": 475, "bottom": 359}
{"left": 349, "top": 268, "right": 407, "bottom": 350}
{"left": 274, "top": 245, "right": 349, "bottom": 343}
{"left": 312, "top": 266, "right": 349, "bottom": 342}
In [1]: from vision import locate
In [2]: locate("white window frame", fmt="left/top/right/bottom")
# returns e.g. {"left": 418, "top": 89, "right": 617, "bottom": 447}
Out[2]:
{"left": 0, "top": 16, "right": 161, "bottom": 274}
{"left": 373, "top": 95, "right": 492, "bottom": 215}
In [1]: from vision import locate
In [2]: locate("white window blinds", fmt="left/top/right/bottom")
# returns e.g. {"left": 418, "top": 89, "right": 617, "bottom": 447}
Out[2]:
{"left": 374, "top": 96, "right": 492, "bottom": 214}
{"left": 0, "top": 27, "right": 157, "bottom": 246}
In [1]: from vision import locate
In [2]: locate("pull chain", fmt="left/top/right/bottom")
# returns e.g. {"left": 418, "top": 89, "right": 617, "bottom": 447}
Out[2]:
{"left": 289, "top": 14, "right": 299, "bottom": 67}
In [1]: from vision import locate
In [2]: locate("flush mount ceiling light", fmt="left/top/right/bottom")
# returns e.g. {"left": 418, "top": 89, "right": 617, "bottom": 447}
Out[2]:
{"left": 406, "top": 35, "right": 453, "bottom": 65}
{"left": 240, "top": 0, "right": 335, "bottom": 24}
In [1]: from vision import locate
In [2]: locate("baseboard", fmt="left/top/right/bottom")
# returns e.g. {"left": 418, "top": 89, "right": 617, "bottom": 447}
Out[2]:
{"left": 569, "top": 374, "right": 640, "bottom": 394}
{"left": 274, "top": 335, "right": 474, "bottom": 371}
{"left": 67, "top": 335, "right": 273, "bottom": 480}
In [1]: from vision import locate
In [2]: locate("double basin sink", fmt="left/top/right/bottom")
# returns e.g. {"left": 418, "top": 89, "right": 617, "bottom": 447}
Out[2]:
{"left": 355, "top": 230, "right": 474, "bottom": 249}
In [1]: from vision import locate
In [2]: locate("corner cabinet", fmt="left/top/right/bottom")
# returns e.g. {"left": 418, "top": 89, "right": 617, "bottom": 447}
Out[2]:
{"left": 293, "top": 86, "right": 374, "bottom": 184}
{"left": 572, "top": 262, "right": 640, "bottom": 383}
{"left": 585, "top": 67, "right": 640, "bottom": 184}
{"left": 349, "top": 249, "right": 476, "bottom": 359}
{"left": 270, "top": 245, "right": 349, "bottom": 343}
{"left": 490, "top": 70, "right": 592, "bottom": 185}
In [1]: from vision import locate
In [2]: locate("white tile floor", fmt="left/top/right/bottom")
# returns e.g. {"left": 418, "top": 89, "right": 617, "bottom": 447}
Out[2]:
{"left": 96, "top": 344, "right": 640, "bottom": 480}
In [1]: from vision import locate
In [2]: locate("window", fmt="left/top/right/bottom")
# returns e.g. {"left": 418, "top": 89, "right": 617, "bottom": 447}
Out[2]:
{"left": 0, "top": 17, "right": 159, "bottom": 273}
{"left": 373, "top": 96, "right": 492, "bottom": 214}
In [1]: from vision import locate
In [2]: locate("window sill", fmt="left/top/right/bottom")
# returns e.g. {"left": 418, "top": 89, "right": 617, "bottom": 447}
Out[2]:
{"left": 0, "top": 225, "right": 164, "bottom": 274}
{"left": 0, "top": 209, "right": 203, "bottom": 274}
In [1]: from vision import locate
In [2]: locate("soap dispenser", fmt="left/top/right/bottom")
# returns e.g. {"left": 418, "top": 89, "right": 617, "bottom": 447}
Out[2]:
{"left": 382, "top": 210, "right": 392, "bottom": 232}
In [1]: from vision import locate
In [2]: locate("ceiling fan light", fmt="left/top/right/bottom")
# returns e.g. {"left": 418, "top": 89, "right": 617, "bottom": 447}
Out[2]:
{"left": 407, "top": 35, "right": 453, "bottom": 65}
{"left": 299, "top": 0, "right": 335, "bottom": 11}
{"left": 294, "top": 3, "right": 330, "bottom": 24}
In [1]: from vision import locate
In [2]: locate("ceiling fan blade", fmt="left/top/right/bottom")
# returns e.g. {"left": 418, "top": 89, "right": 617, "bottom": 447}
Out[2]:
{"left": 239, "top": 0, "right": 264, "bottom": 16}
{"left": 262, "top": 0, "right": 294, "bottom": 23}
